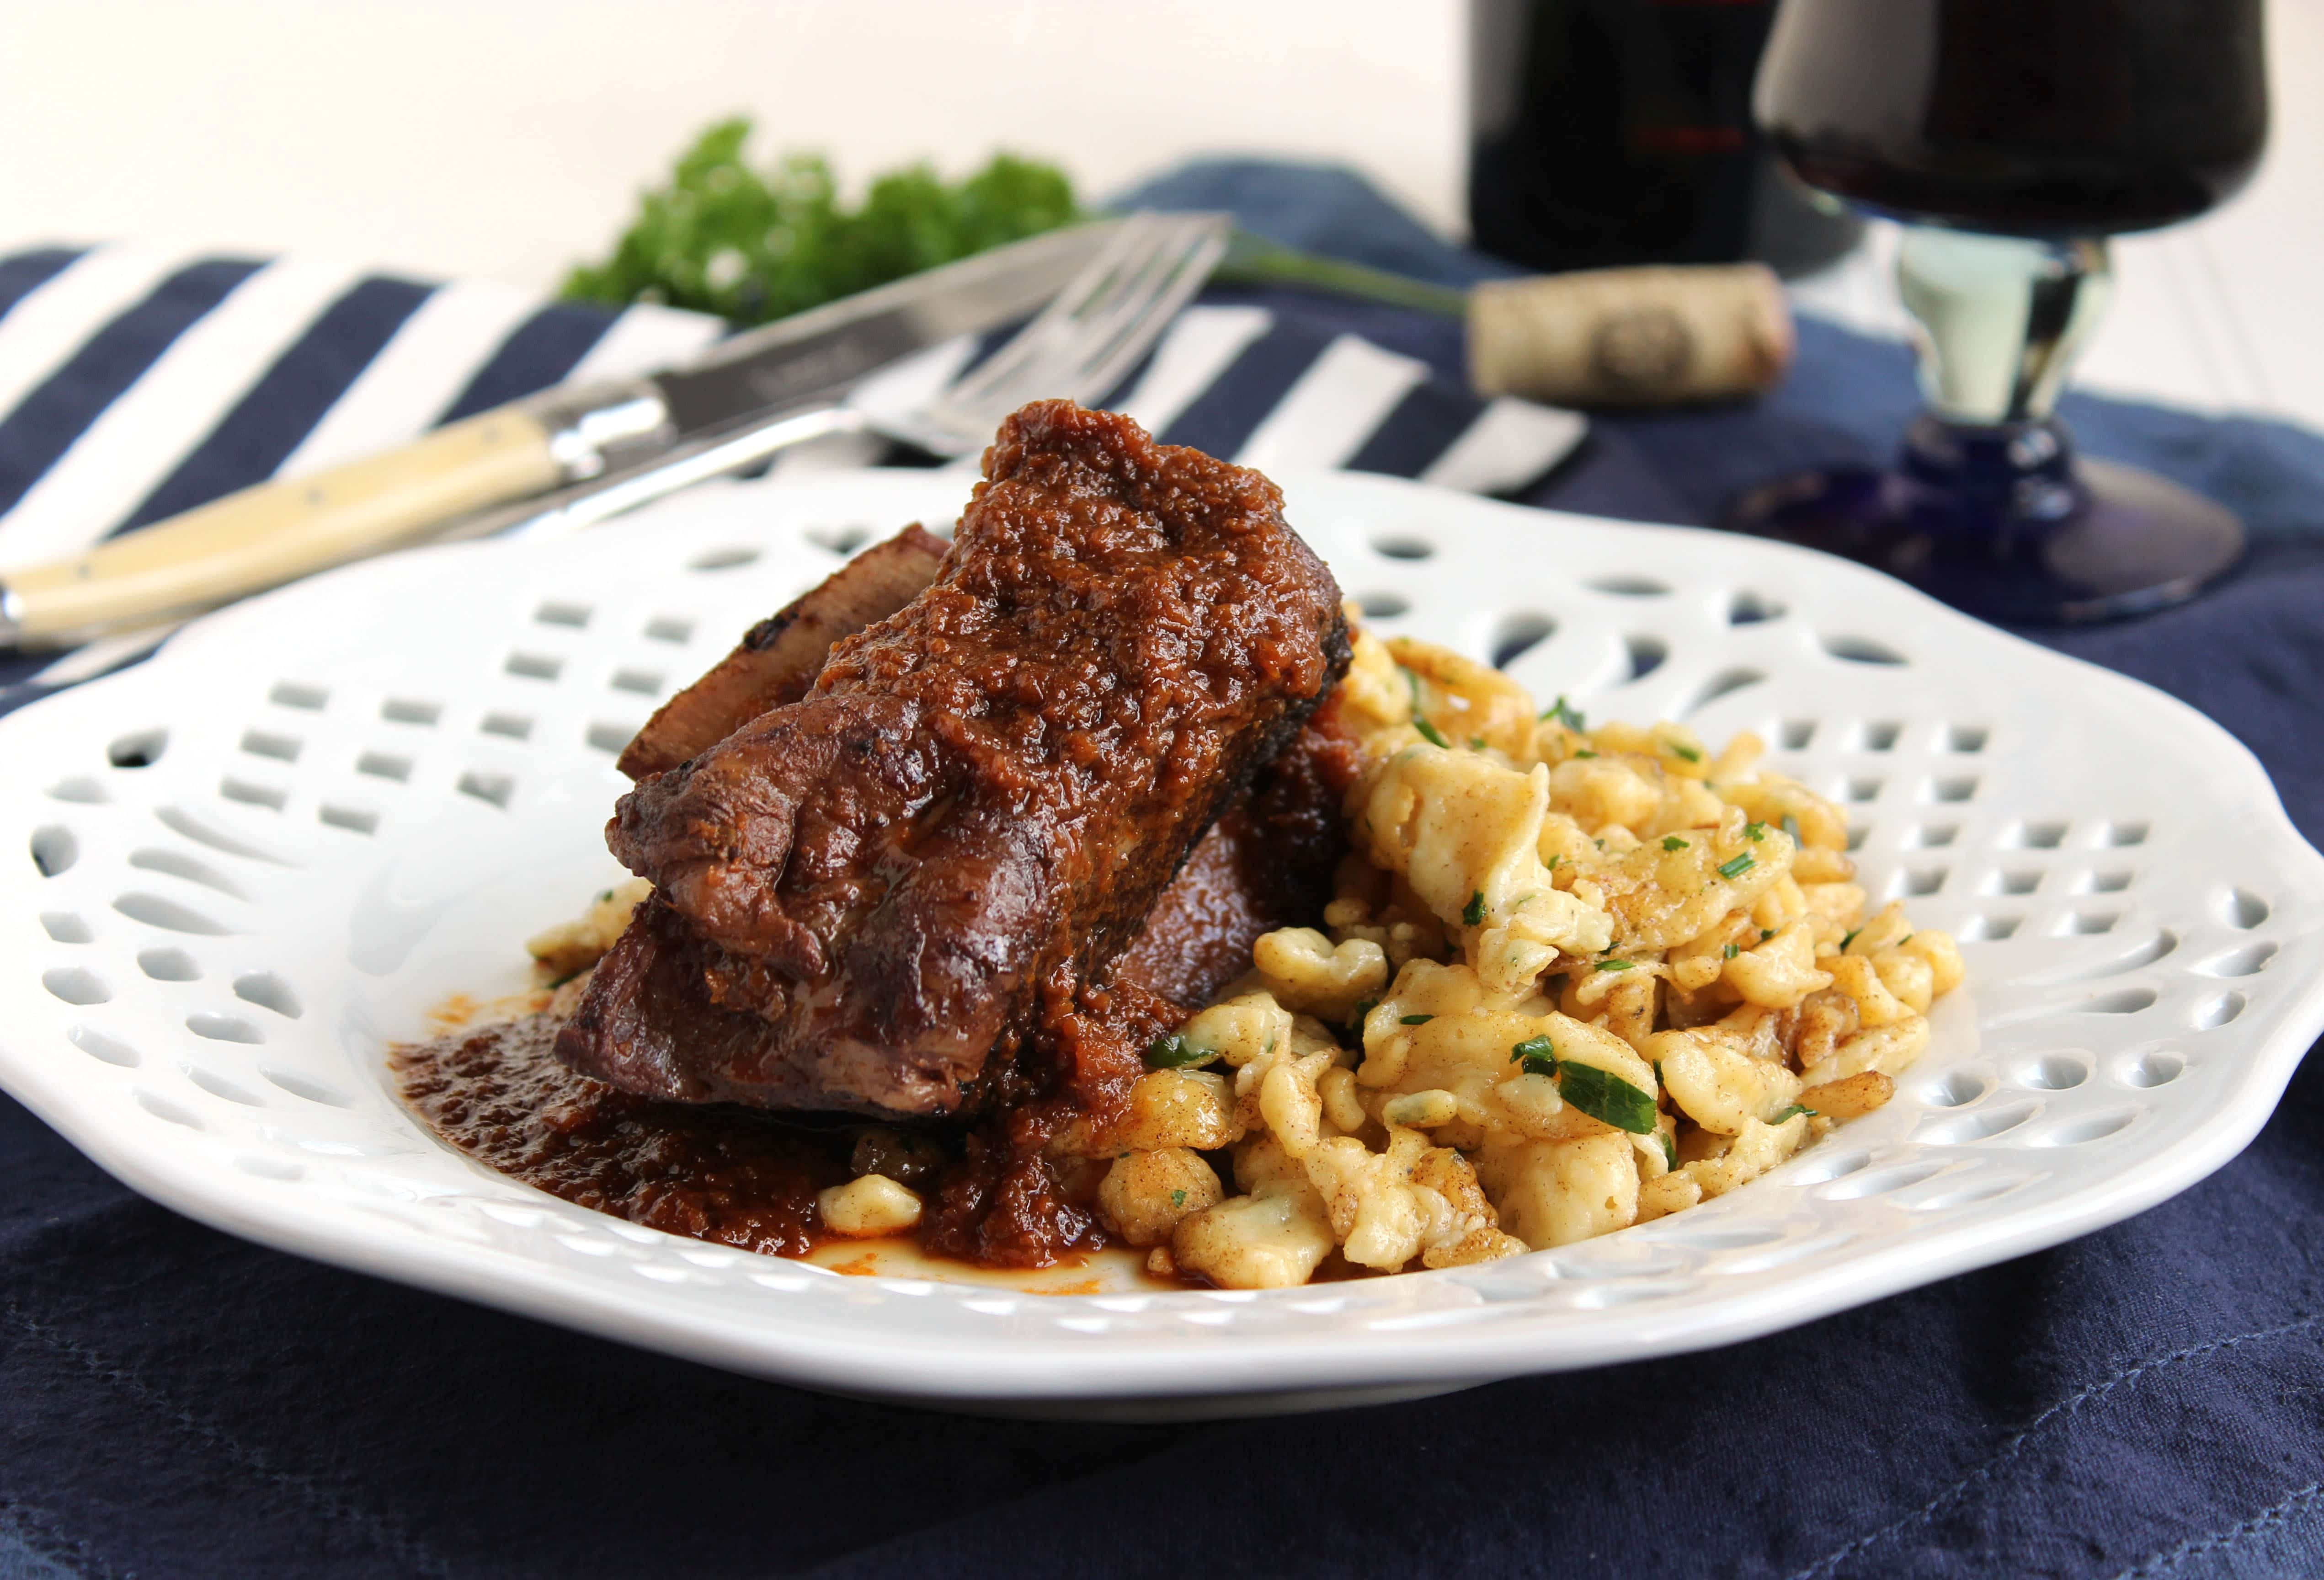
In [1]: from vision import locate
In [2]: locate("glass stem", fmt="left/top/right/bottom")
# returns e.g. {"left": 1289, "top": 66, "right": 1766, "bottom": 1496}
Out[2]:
{"left": 1895, "top": 227, "right": 2111, "bottom": 426}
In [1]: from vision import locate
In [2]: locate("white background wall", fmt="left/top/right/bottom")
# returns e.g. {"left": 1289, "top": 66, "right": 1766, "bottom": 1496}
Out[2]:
{"left": 0, "top": 0, "right": 1466, "bottom": 287}
{"left": 4, "top": 0, "right": 2320, "bottom": 428}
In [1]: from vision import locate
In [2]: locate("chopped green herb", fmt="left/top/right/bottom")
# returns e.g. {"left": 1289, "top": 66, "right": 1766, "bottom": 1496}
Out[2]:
{"left": 1546, "top": 854, "right": 1561, "bottom": 870}
{"left": 1841, "top": 927, "right": 1862, "bottom": 952}
{"left": 1462, "top": 890, "right": 1487, "bottom": 926}
{"left": 1669, "top": 742, "right": 1702, "bottom": 763}
{"left": 1661, "top": 835, "right": 1690, "bottom": 852}
{"left": 1744, "top": 821, "right": 1767, "bottom": 843}
{"left": 1170, "top": 1188, "right": 1188, "bottom": 1208}
{"left": 1470, "top": 735, "right": 1488, "bottom": 749}
{"left": 1659, "top": 1128, "right": 1679, "bottom": 1170}
{"left": 1761, "top": 927, "right": 1775, "bottom": 942}
{"left": 1717, "top": 852, "right": 1756, "bottom": 880}
{"left": 1595, "top": 960, "right": 1634, "bottom": 972}
{"left": 1574, "top": 749, "right": 1599, "bottom": 759}
{"left": 1901, "top": 933, "right": 1914, "bottom": 946}
{"left": 1405, "top": 667, "right": 1422, "bottom": 708}
{"left": 1770, "top": 1103, "right": 1817, "bottom": 1124}
{"left": 1413, "top": 715, "right": 1451, "bottom": 748}
{"left": 1400, "top": 1013, "right": 1434, "bottom": 1026}
{"left": 1541, "top": 694, "right": 1587, "bottom": 731}
{"left": 596, "top": 889, "right": 615, "bottom": 903}
{"left": 1722, "top": 942, "right": 1739, "bottom": 959}
{"left": 1143, "top": 1034, "right": 1213, "bottom": 1070}
{"left": 1559, "top": 1062, "right": 1659, "bottom": 1134}
{"left": 1352, "top": 998, "right": 1379, "bottom": 1025}
{"left": 1509, "top": 1035, "right": 1558, "bottom": 1078}
{"left": 1782, "top": 813, "right": 1803, "bottom": 844}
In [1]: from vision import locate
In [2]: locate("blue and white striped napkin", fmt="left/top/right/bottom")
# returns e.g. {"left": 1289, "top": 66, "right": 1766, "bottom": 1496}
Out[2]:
{"left": 0, "top": 244, "right": 1584, "bottom": 711}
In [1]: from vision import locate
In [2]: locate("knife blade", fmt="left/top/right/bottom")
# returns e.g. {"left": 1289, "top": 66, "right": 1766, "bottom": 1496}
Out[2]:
{"left": 0, "top": 220, "right": 1127, "bottom": 651}
{"left": 538, "top": 217, "right": 1135, "bottom": 468}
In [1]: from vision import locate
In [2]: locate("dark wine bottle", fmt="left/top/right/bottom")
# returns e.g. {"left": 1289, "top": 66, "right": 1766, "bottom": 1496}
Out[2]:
{"left": 1468, "top": 0, "right": 1861, "bottom": 275}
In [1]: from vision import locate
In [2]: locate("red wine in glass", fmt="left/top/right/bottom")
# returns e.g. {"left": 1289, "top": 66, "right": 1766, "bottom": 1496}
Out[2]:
{"left": 1727, "top": 0, "right": 2269, "bottom": 624}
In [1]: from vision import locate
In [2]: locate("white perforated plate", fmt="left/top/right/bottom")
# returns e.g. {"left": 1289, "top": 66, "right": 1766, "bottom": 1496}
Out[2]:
{"left": 3, "top": 469, "right": 2320, "bottom": 1419}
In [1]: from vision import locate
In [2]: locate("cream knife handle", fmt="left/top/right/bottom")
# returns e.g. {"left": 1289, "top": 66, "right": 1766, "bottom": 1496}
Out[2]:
{"left": 0, "top": 406, "right": 563, "bottom": 648}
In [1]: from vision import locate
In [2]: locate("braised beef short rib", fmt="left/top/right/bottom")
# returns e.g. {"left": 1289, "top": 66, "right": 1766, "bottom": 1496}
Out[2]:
{"left": 557, "top": 401, "right": 1349, "bottom": 1118}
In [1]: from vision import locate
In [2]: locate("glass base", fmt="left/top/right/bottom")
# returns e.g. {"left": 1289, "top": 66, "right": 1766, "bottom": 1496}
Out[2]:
{"left": 1724, "top": 438, "right": 2245, "bottom": 625}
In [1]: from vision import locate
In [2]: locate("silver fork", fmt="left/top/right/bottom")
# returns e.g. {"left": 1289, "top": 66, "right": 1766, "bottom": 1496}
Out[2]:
{"left": 869, "top": 210, "right": 1230, "bottom": 457}
{"left": 487, "top": 210, "right": 1230, "bottom": 542}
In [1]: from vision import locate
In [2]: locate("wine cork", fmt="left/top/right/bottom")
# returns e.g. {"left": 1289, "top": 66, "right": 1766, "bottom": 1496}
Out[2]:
{"left": 1468, "top": 264, "right": 1794, "bottom": 406}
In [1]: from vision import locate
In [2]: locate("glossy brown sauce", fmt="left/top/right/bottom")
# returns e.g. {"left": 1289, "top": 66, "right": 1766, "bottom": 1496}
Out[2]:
{"left": 394, "top": 1015, "right": 852, "bottom": 1258}
{"left": 390, "top": 985, "right": 1172, "bottom": 1270}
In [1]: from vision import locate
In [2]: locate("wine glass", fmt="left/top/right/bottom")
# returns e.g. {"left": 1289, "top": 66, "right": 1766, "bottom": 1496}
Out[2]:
{"left": 1726, "top": 0, "right": 2270, "bottom": 624}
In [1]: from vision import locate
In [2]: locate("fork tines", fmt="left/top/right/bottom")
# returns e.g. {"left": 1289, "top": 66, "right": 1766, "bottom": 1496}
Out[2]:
{"left": 917, "top": 211, "right": 1231, "bottom": 452}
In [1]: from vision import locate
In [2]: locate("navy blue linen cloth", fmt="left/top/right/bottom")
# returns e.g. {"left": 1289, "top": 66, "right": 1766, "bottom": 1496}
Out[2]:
{"left": 4, "top": 164, "right": 2324, "bottom": 1579}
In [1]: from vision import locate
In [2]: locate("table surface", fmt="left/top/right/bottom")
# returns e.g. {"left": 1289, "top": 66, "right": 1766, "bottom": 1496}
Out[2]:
{"left": 5, "top": 0, "right": 2321, "bottom": 432}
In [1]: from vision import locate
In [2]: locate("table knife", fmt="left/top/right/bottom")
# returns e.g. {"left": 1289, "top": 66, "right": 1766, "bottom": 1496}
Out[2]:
{"left": 0, "top": 220, "right": 1129, "bottom": 651}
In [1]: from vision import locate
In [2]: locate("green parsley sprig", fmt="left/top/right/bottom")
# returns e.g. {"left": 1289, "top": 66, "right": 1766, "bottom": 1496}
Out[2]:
{"left": 561, "top": 117, "right": 1079, "bottom": 325}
